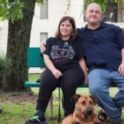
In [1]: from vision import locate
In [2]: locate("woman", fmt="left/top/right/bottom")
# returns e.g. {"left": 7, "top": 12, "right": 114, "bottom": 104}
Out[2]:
{"left": 26, "top": 16, "right": 87, "bottom": 124}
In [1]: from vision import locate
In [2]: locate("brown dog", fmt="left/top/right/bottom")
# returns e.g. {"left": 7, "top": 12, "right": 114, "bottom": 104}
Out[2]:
{"left": 61, "top": 94, "right": 100, "bottom": 124}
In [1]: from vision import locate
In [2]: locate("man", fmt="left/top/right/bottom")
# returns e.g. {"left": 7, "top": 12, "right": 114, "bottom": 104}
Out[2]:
{"left": 41, "top": 3, "right": 124, "bottom": 124}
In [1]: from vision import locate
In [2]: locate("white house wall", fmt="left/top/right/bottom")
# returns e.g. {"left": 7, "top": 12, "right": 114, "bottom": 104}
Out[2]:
{"left": 30, "top": 0, "right": 83, "bottom": 47}
{"left": 0, "top": 0, "right": 124, "bottom": 73}
{"left": 69, "top": 0, "right": 84, "bottom": 27}
{"left": 0, "top": 21, "right": 8, "bottom": 57}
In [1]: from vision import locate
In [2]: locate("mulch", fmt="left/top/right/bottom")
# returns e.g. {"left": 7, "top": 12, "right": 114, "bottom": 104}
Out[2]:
{"left": 0, "top": 90, "right": 37, "bottom": 103}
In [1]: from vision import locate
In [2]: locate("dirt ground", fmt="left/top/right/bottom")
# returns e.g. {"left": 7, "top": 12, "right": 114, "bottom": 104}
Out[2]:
{"left": 0, "top": 90, "right": 37, "bottom": 103}
{"left": 0, "top": 90, "right": 124, "bottom": 124}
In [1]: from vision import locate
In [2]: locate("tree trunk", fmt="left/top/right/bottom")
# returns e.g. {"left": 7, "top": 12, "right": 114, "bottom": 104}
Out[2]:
{"left": 2, "top": 0, "right": 36, "bottom": 91}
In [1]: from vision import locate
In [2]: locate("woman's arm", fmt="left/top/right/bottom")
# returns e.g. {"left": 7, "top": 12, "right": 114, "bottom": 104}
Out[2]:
{"left": 79, "top": 58, "right": 88, "bottom": 84}
{"left": 43, "top": 54, "right": 62, "bottom": 79}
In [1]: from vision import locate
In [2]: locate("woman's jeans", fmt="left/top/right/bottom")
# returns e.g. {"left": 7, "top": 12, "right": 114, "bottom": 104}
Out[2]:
{"left": 88, "top": 69, "right": 124, "bottom": 122}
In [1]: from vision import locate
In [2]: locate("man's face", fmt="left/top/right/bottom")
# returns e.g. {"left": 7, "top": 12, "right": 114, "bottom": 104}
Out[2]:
{"left": 85, "top": 4, "right": 102, "bottom": 25}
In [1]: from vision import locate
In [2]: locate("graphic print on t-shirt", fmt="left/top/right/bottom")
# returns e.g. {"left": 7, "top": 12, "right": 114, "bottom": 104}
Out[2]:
{"left": 50, "top": 42, "right": 75, "bottom": 63}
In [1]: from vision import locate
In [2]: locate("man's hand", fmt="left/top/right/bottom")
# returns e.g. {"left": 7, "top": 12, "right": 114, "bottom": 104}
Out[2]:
{"left": 52, "top": 69, "right": 62, "bottom": 79}
{"left": 40, "top": 41, "right": 46, "bottom": 53}
{"left": 118, "top": 63, "right": 124, "bottom": 76}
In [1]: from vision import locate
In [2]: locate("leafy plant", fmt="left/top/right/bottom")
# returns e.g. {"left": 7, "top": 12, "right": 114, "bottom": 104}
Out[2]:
{"left": 0, "top": 0, "right": 45, "bottom": 23}
{"left": 0, "top": 56, "right": 6, "bottom": 76}
{"left": 0, "top": 56, "right": 12, "bottom": 89}
{"left": 0, "top": 56, "right": 6, "bottom": 87}
{"left": 0, "top": 0, "right": 24, "bottom": 23}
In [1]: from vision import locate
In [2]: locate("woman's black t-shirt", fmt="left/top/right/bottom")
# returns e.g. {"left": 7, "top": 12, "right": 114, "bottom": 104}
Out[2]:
{"left": 43, "top": 37, "right": 84, "bottom": 71}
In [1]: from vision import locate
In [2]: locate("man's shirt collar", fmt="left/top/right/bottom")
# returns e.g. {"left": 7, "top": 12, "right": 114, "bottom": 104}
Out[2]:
{"left": 84, "top": 21, "right": 106, "bottom": 31}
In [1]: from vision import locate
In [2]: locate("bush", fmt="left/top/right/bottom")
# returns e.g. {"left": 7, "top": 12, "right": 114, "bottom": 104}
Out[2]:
{"left": 0, "top": 56, "right": 6, "bottom": 88}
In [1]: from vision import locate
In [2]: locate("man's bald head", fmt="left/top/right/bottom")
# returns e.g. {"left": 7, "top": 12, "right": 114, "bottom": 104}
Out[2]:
{"left": 86, "top": 3, "right": 102, "bottom": 14}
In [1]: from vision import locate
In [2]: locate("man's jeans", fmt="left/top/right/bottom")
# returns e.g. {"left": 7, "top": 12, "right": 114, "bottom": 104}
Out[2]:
{"left": 88, "top": 69, "right": 124, "bottom": 122}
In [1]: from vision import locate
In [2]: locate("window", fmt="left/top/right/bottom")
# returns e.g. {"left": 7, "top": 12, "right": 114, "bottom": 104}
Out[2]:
{"left": 40, "top": 0, "right": 48, "bottom": 19}
{"left": 103, "top": 2, "right": 117, "bottom": 22}
{"left": 40, "top": 33, "right": 48, "bottom": 42}
{"left": 120, "top": 9, "right": 124, "bottom": 22}
{"left": 103, "top": 1, "right": 124, "bottom": 22}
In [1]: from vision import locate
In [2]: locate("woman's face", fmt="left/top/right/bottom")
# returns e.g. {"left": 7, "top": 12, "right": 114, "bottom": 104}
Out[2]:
{"left": 60, "top": 20, "right": 73, "bottom": 39}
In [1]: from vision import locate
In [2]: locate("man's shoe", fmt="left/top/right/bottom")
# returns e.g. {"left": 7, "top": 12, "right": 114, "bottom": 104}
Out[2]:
{"left": 111, "top": 119, "right": 122, "bottom": 124}
{"left": 98, "top": 109, "right": 107, "bottom": 122}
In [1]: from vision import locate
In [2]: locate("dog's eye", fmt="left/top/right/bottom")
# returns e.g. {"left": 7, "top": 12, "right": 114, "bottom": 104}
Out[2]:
{"left": 89, "top": 101, "right": 93, "bottom": 105}
{"left": 81, "top": 101, "right": 86, "bottom": 105}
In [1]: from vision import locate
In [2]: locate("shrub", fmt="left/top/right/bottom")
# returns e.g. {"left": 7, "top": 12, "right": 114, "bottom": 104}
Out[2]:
{"left": 0, "top": 56, "right": 6, "bottom": 88}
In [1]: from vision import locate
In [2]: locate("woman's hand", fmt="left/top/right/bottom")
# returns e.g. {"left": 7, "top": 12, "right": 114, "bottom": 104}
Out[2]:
{"left": 52, "top": 69, "right": 63, "bottom": 79}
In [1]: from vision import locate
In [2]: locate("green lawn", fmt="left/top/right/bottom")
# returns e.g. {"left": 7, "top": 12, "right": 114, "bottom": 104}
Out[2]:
{"left": 0, "top": 74, "right": 124, "bottom": 124}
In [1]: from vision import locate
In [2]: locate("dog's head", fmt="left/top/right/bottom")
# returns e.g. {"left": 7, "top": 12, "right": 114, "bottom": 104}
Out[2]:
{"left": 73, "top": 94, "right": 96, "bottom": 119}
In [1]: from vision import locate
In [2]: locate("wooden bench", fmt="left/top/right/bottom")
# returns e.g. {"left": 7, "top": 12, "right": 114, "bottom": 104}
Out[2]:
{"left": 24, "top": 47, "right": 88, "bottom": 118}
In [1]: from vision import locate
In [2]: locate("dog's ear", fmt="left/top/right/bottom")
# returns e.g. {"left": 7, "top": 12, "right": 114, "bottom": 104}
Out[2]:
{"left": 90, "top": 95, "right": 96, "bottom": 105}
{"left": 71, "top": 94, "right": 81, "bottom": 102}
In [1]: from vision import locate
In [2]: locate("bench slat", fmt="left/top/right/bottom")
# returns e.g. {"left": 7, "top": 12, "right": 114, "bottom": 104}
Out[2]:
{"left": 27, "top": 47, "right": 45, "bottom": 67}
{"left": 25, "top": 81, "right": 40, "bottom": 87}
{"left": 25, "top": 81, "right": 88, "bottom": 88}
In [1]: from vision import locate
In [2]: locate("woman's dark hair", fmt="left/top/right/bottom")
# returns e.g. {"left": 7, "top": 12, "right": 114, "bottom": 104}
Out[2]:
{"left": 55, "top": 16, "right": 77, "bottom": 41}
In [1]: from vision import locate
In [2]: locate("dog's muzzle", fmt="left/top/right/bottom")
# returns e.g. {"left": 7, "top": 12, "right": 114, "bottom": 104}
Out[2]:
{"left": 83, "top": 108, "right": 93, "bottom": 117}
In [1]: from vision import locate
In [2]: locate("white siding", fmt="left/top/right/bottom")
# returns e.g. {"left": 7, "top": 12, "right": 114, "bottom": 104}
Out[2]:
{"left": 0, "top": 0, "right": 124, "bottom": 73}
{"left": 70, "top": 0, "right": 84, "bottom": 27}
{"left": 30, "top": 0, "right": 70, "bottom": 47}
{"left": 30, "top": 0, "right": 84, "bottom": 47}
{"left": 0, "top": 21, "right": 8, "bottom": 57}
{"left": 1, "top": 0, "right": 124, "bottom": 55}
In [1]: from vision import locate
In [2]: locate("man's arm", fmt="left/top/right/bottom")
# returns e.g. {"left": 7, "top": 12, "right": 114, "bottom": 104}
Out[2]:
{"left": 40, "top": 41, "right": 46, "bottom": 53}
{"left": 118, "top": 48, "right": 124, "bottom": 76}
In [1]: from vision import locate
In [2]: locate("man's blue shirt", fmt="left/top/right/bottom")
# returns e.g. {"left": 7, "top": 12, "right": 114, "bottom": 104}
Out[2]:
{"left": 77, "top": 22, "right": 124, "bottom": 72}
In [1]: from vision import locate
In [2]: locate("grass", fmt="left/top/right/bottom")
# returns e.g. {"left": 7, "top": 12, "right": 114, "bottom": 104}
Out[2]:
{"left": 0, "top": 74, "right": 124, "bottom": 124}
{"left": 0, "top": 90, "right": 60, "bottom": 124}
{"left": 0, "top": 102, "right": 35, "bottom": 124}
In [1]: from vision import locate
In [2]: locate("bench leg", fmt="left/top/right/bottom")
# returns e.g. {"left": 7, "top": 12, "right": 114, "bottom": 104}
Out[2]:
{"left": 48, "top": 96, "right": 53, "bottom": 118}
{"left": 0, "top": 104, "right": 2, "bottom": 113}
